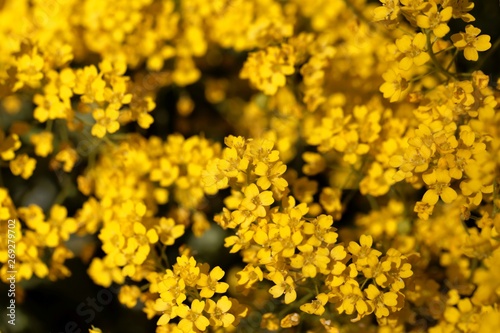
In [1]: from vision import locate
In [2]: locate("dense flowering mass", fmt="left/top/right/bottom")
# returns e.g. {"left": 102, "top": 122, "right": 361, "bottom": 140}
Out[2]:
{"left": 1, "top": 0, "right": 500, "bottom": 332}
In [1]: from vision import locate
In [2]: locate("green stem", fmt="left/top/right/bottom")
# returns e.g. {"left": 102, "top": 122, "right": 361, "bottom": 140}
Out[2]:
{"left": 245, "top": 163, "right": 252, "bottom": 186}
{"left": 140, "top": 283, "right": 151, "bottom": 291}
{"left": 340, "top": 157, "right": 371, "bottom": 207}
{"left": 409, "top": 69, "right": 437, "bottom": 83}
{"left": 101, "top": 136, "right": 117, "bottom": 147}
{"left": 278, "top": 291, "right": 314, "bottom": 318}
{"left": 54, "top": 179, "right": 69, "bottom": 205}
{"left": 73, "top": 113, "right": 94, "bottom": 127}
{"left": 360, "top": 277, "right": 371, "bottom": 290}
{"left": 469, "top": 258, "right": 478, "bottom": 282}
{"left": 160, "top": 244, "right": 171, "bottom": 269}
{"left": 434, "top": 45, "right": 456, "bottom": 56}
{"left": 445, "top": 49, "right": 459, "bottom": 72}
{"left": 58, "top": 119, "right": 69, "bottom": 143}
{"left": 46, "top": 119, "right": 54, "bottom": 132}
{"left": 424, "top": 29, "right": 456, "bottom": 80}
{"left": 366, "top": 195, "right": 379, "bottom": 210}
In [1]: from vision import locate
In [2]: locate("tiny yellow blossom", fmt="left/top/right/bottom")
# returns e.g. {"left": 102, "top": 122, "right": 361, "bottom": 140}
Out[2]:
{"left": 0, "top": 131, "right": 21, "bottom": 161}
{"left": 205, "top": 296, "right": 235, "bottom": 328}
{"left": 422, "top": 169, "right": 458, "bottom": 205}
{"left": 176, "top": 300, "right": 210, "bottom": 332}
{"left": 10, "top": 154, "right": 36, "bottom": 179}
{"left": 300, "top": 293, "right": 329, "bottom": 315}
{"left": 91, "top": 108, "right": 121, "bottom": 138}
{"left": 13, "top": 49, "right": 44, "bottom": 91}
{"left": 380, "top": 69, "right": 409, "bottom": 102}
{"left": 118, "top": 285, "right": 142, "bottom": 308}
{"left": 451, "top": 25, "right": 491, "bottom": 61}
{"left": 395, "top": 33, "right": 430, "bottom": 70}
{"left": 31, "top": 131, "right": 54, "bottom": 157}
{"left": 416, "top": 4, "right": 453, "bottom": 37}
{"left": 269, "top": 271, "right": 297, "bottom": 304}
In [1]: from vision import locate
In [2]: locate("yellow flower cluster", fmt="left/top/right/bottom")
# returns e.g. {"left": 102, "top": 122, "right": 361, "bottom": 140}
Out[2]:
{"left": 81, "top": 134, "right": 221, "bottom": 286}
{"left": 1, "top": 0, "right": 500, "bottom": 332}
{"left": 203, "top": 136, "right": 414, "bottom": 329}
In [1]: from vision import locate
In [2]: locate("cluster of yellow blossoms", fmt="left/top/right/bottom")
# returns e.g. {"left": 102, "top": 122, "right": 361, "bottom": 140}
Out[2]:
{"left": 1, "top": 0, "right": 500, "bottom": 332}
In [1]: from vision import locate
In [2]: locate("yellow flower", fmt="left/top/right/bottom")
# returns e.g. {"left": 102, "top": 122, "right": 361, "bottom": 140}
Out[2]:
{"left": 10, "top": 154, "right": 36, "bottom": 179}
{"left": 155, "top": 217, "right": 185, "bottom": 245}
{"left": 44, "top": 205, "right": 78, "bottom": 247}
{"left": 269, "top": 225, "right": 303, "bottom": 258}
{"left": 335, "top": 130, "right": 370, "bottom": 165}
{"left": 176, "top": 300, "right": 210, "bottom": 332}
{"left": 33, "top": 94, "right": 68, "bottom": 123}
{"left": 414, "top": 200, "right": 434, "bottom": 220}
{"left": 446, "top": 0, "right": 475, "bottom": 22}
{"left": 124, "top": 222, "right": 159, "bottom": 266}
{"left": 150, "top": 158, "right": 180, "bottom": 187}
{"left": 205, "top": 296, "right": 235, "bottom": 328}
{"left": 240, "top": 44, "right": 296, "bottom": 95}
{"left": 261, "top": 313, "right": 280, "bottom": 331}
{"left": 269, "top": 271, "right": 297, "bottom": 304}
{"left": 91, "top": 108, "right": 121, "bottom": 138}
{"left": 225, "top": 228, "right": 254, "bottom": 253}
{"left": 173, "top": 255, "right": 201, "bottom": 287}
{"left": 320, "top": 187, "right": 343, "bottom": 220}
{"left": 395, "top": 33, "right": 430, "bottom": 70}
{"left": 87, "top": 256, "right": 125, "bottom": 288}
{"left": 197, "top": 266, "right": 229, "bottom": 298}
{"left": 0, "top": 131, "right": 21, "bottom": 161}
{"left": 291, "top": 244, "right": 331, "bottom": 278}
{"left": 172, "top": 57, "right": 201, "bottom": 86}
{"left": 451, "top": 25, "right": 491, "bottom": 61}
{"left": 118, "top": 285, "right": 142, "bottom": 308}
{"left": 348, "top": 235, "right": 382, "bottom": 269}
{"left": 254, "top": 160, "right": 288, "bottom": 191}
{"left": 300, "top": 293, "right": 329, "bottom": 315}
{"left": 364, "top": 284, "right": 401, "bottom": 318}
{"left": 13, "top": 49, "right": 44, "bottom": 91}
{"left": 45, "top": 68, "right": 76, "bottom": 102}
{"left": 155, "top": 297, "right": 175, "bottom": 326}
{"left": 74, "top": 65, "right": 106, "bottom": 103}
{"left": 103, "top": 77, "right": 132, "bottom": 109}
{"left": 422, "top": 168, "right": 457, "bottom": 205}
{"left": 336, "top": 280, "right": 368, "bottom": 316}
{"left": 280, "top": 313, "right": 300, "bottom": 328}
{"left": 292, "top": 177, "right": 318, "bottom": 203}
{"left": 374, "top": 248, "right": 413, "bottom": 290}
{"left": 52, "top": 145, "right": 78, "bottom": 172}
{"left": 303, "top": 214, "right": 338, "bottom": 247}
{"left": 473, "top": 248, "right": 500, "bottom": 305}
{"left": 380, "top": 69, "right": 409, "bottom": 103}
{"left": 0, "top": 189, "right": 16, "bottom": 220}
{"left": 158, "top": 273, "right": 187, "bottom": 306}
{"left": 239, "top": 183, "right": 274, "bottom": 218}
{"left": 236, "top": 264, "right": 264, "bottom": 290}
{"left": 416, "top": 4, "right": 453, "bottom": 37}
{"left": 373, "top": 0, "right": 400, "bottom": 22}
{"left": 31, "top": 131, "right": 54, "bottom": 157}
{"left": 302, "top": 152, "right": 326, "bottom": 176}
